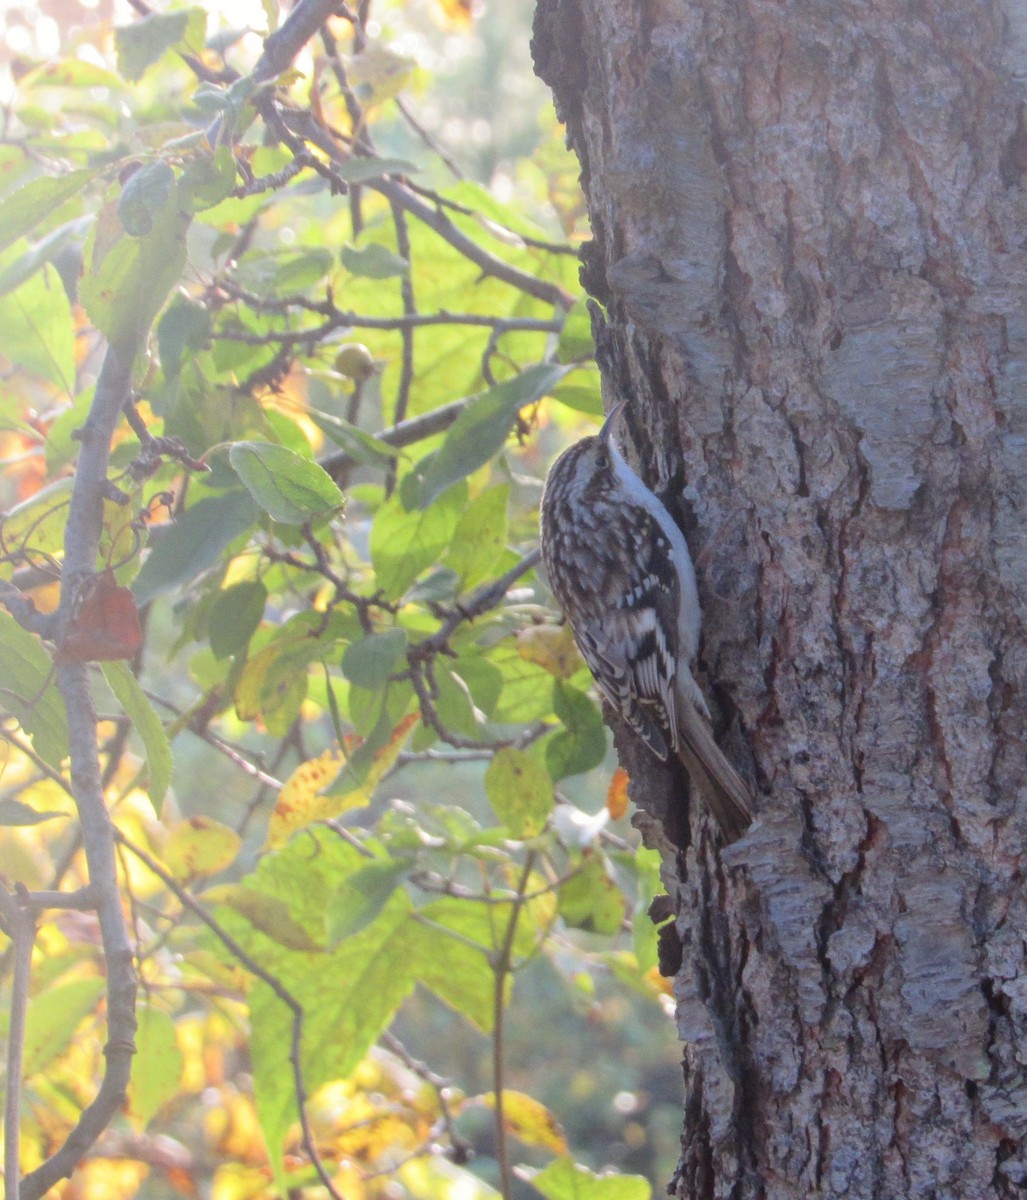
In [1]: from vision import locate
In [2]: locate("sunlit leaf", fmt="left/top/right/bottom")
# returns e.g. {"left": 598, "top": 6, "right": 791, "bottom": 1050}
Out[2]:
{"left": 117, "top": 161, "right": 175, "bottom": 236}
{"left": 369, "top": 482, "right": 465, "bottom": 599}
{"left": 528, "top": 1157, "right": 651, "bottom": 1200}
{"left": 265, "top": 747, "right": 344, "bottom": 849}
{"left": 230, "top": 441, "right": 343, "bottom": 525}
{"left": 101, "top": 660, "right": 172, "bottom": 805}
{"left": 557, "top": 856, "right": 624, "bottom": 935}
{"left": 115, "top": 7, "right": 207, "bottom": 81}
{"left": 0, "top": 610, "right": 69, "bottom": 768}
{"left": 163, "top": 815, "right": 242, "bottom": 881}
{"left": 129, "top": 1006, "right": 184, "bottom": 1128}
{"left": 207, "top": 884, "right": 322, "bottom": 952}
{"left": 476, "top": 1091, "right": 567, "bottom": 1154}
{"left": 485, "top": 748, "right": 553, "bottom": 838}
{"left": 412, "top": 363, "right": 568, "bottom": 507}
{"left": 0, "top": 265, "right": 75, "bottom": 388}
{"left": 446, "top": 484, "right": 509, "bottom": 591}
{"left": 23, "top": 978, "right": 107, "bottom": 1079}
{"left": 341, "top": 242, "right": 409, "bottom": 279}
{"left": 516, "top": 622, "right": 583, "bottom": 678}
{"left": 80, "top": 194, "right": 189, "bottom": 355}
{"left": 0, "top": 169, "right": 95, "bottom": 254}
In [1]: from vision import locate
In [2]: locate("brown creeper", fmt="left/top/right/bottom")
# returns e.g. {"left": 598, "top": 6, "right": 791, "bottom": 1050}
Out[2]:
{"left": 539, "top": 401, "right": 754, "bottom": 843}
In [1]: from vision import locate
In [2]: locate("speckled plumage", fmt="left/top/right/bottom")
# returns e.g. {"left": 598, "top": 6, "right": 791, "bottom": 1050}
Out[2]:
{"left": 540, "top": 403, "right": 753, "bottom": 843}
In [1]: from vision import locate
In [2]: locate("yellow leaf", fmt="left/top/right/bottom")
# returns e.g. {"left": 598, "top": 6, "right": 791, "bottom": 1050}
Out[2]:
{"left": 163, "top": 816, "right": 242, "bottom": 882}
{"left": 475, "top": 1090, "right": 567, "bottom": 1154}
{"left": 606, "top": 767, "right": 630, "bottom": 820}
{"left": 516, "top": 623, "right": 582, "bottom": 678}
{"left": 346, "top": 43, "right": 415, "bottom": 108}
{"left": 265, "top": 747, "right": 343, "bottom": 849}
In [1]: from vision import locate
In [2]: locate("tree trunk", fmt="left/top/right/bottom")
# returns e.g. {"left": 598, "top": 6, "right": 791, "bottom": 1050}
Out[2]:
{"left": 532, "top": 1, "right": 1027, "bottom": 1195}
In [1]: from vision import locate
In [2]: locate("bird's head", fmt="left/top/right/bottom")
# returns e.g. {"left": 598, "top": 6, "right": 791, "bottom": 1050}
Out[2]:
{"left": 542, "top": 400, "right": 628, "bottom": 508}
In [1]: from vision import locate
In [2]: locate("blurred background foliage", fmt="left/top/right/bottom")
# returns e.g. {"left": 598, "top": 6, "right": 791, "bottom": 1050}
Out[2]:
{"left": 0, "top": 2, "right": 682, "bottom": 1198}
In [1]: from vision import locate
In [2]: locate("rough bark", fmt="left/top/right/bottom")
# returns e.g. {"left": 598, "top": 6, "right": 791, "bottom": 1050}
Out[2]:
{"left": 532, "top": 1, "right": 1027, "bottom": 1196}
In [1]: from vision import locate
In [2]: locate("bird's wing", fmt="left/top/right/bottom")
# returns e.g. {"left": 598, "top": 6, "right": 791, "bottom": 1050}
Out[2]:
{"left": 575, "top": 548, "right": 683, "bottom": 761}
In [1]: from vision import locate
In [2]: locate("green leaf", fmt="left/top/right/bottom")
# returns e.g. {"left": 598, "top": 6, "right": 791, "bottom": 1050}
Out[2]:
{"left": 341, "top": 242, "right": 409, "bottom": 279}
{"left": 557, "top": 856, "right": 624, "bottom": 935}
{"left": 101, "top": 661, "right": 173, "bottom": 805}
{"left": 129, "top": 1006, "right": 183, "bottom": 1127}
{"left": 404, "top": 901, "right": 498, "bottom": 1032}
{"left": 308, "top": 408, "right": 400, "bottom": 468}
{"left": 208, "top": 579, "right": 267, "bottom": 659}
{"left": 545, "top": 681, "right": 607, "bottom": 781}
{"left": 488, "top": 640, "right": 557, "bottom": 725}
{"left": 446, "top": 484, "right": 509, "bottom": 592}
{"left": 326, "top": 860, "right": 407, "bottom": 944}
{"left": 369, "top": 481, "right": 465, "bottom": 599}
{"left": 239, "top": 838, "right": 419, "bottom": 1180}
{"left": 432, "top": 667, "right": 480, "bottom": 737}
{"left": 0, "top": 218, "right": 89, "bottom": 298}
{"left": 341, "top": 628, "right": 408, "bottom": 689}
{"left": 0, "top": 798, "right": 66, "bottom": 826}
{"left": 414, "top": 363, "right": 568, "bottom": 507}
{"left": 529, "top": 1157, "right": 651, "bottom": 1200}
{"left": 485, "top": 748, "right": 553, "bottom": 838}
{"left": 157, "top": 294, "right": 211, "bottom": 377}
{"left": 230, "top": 441, "right": 344, "bottom": 525}
{"left": 178, "top": 146, "right": 238, "bottom": 212}
{"left": 0, "top": 265, "right": 75, "bottom": 389}
{"left": 115, "top": 8, "right": 207, "bottom": 81}
{"left": 0, "top": 169, "right": 94, "bottom": 254}
{"left": 80, "top": 193, "right": 189, "bottom": 355}
{"left": 132, "top": 490, "right": 258, "bottom": 604}
{"left": 0, "top": 611, "right": 68, "bottom": 768}
{"left": 549, "top": 371, "right": 604, "bottom": 416}
{"left": 117, "top": 161, "right": 174, "bottom": 236}
{"left": 23, "top": 978, "right": 107, "bottom": 1079}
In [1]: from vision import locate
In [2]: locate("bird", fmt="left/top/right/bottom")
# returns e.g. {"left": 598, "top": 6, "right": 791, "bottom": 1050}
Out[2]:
{"left": 539, "top": 400, "right": 754, "bottom": 843}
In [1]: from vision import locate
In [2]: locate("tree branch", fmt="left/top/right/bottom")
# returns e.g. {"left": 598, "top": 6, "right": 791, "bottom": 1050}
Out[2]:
{"left": 20, "top": 347, "right": 139, "bottom": 1200}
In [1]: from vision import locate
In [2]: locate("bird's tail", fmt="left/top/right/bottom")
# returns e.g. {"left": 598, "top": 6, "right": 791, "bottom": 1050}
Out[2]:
{"left": 674, "top": 697, "right": 754, "bottom": 844}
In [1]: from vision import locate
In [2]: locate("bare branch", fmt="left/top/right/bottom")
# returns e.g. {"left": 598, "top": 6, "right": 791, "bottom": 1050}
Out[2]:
{"left": 21, "top": 346, "right": 140, "bottom": 1200}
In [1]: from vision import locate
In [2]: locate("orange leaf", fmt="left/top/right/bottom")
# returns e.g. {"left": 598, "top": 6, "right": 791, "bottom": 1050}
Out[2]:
{"left": 606, "top": 767, "right": 630, "bottom": 820}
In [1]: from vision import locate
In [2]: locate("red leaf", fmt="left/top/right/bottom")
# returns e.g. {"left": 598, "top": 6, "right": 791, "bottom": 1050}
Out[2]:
{"left": 55, "top": 570, "right": 143, "bottom": 663}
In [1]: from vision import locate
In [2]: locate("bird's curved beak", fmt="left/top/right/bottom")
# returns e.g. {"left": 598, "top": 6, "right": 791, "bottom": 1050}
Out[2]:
{"left": 599, "top": 399, "right": 627, "bottom": 443}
